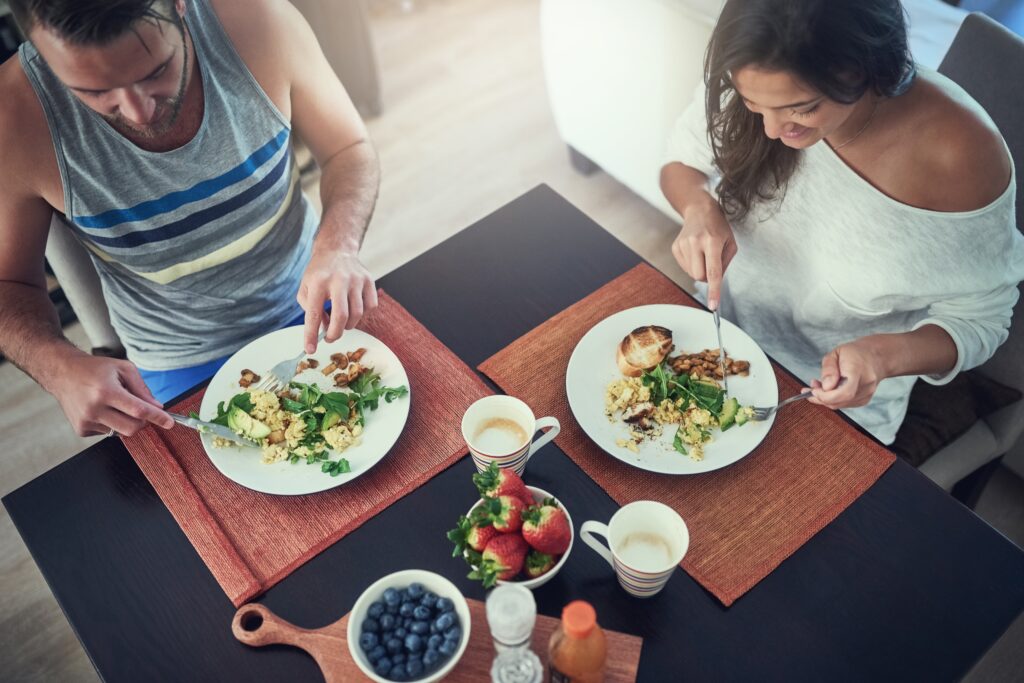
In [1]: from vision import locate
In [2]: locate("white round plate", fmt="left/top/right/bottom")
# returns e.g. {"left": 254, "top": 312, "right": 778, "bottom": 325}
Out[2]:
{"left": 566, "top": 304, "right": 777, "bottom": 475}
{"left": 199, "top": 326, "right": 411, "bottom": 495}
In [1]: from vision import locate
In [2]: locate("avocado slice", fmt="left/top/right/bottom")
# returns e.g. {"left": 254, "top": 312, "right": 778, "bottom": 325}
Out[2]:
{"left": 227, "top": 405, "right": 271, "bottom": 440}
{"left": 719, "top": 397, "right": 739, "bottom": 431}
{"left": 735, "top": 406, "right": 750, "bottom": 426}
{"left": 321, "top": 410, "right": 343, "bottom": 431}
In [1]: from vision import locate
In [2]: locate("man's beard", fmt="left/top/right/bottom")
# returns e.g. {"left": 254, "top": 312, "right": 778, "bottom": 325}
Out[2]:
{"left": 104, "top": 24, "right": 190, "bottom": 139}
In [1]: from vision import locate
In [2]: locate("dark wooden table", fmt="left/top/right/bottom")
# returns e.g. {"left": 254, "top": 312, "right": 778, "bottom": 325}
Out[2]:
{"left": 6, "top": 185, "right": 1024, "bottom": 682}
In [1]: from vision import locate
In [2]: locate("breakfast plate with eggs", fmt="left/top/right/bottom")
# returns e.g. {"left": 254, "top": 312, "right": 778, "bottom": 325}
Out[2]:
{"left": 566, "top": 304, "right": 778, "bottom": 475}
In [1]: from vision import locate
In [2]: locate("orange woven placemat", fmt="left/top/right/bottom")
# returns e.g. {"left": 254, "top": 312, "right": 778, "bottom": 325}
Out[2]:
{"left": 121, "top": 291, "right": 492, "bottom": 607}
{"left": 479, "top": 264, "right": 895, "bottom": 606}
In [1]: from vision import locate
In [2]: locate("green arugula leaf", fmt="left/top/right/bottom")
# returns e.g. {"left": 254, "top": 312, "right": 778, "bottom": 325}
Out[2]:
{"left": 281, "top": 397, "right": 307, "bottom": 413}
{"left": 673, "top": 427, "right": 688, "bottom": 456}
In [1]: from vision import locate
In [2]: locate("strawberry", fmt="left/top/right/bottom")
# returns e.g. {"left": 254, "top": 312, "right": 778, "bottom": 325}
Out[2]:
{"left": 469, "top": 533, "right": 528, "bottom": 587}
{"left": 483, "top": 494, "right": 525, "bottom": 533}
{"left": 524, "top": 551, "right": 557, "bottom": 579}
{"left": 447, "top": 511, "right": 500, "bottom": 557}
{"left": 473, "top": 462, "right": 530, "bottom": 502}
{"left": 521, "top": 499, "right": 571, "bottom": 555}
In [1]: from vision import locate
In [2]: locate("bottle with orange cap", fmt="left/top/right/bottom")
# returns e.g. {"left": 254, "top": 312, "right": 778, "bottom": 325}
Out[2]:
{"left": 548, "top": 600, "right": 607, "bottom": 683}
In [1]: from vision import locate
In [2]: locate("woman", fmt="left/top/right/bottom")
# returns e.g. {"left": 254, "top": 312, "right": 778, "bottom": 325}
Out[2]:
{"left": 661, "top": 0, "right": 1024, "bottom": 445}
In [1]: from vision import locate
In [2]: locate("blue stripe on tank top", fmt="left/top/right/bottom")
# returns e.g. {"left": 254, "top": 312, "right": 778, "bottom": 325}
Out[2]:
{"left": 86, "top": 149, "right": 290, "bottom": 250}
{"left": 73, "top": 127, "right": 289, "bottom": 229}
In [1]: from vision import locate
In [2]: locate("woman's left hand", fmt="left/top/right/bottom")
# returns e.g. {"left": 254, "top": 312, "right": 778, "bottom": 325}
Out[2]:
{"left": 809, "top": 338, "right": 886, "bottom": 409}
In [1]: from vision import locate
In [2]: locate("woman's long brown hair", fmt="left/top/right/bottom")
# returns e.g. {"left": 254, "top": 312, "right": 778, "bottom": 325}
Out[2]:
{"left": 705, "top": 0, "right": 916, "bottom": 220}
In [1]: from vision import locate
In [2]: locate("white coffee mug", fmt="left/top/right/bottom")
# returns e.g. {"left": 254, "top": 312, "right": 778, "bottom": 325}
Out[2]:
{"left": 461, "top": 396, "right": 560, "bottom": 475}
{"left": 580, "top": 501, "right": 689, "bottom": 598}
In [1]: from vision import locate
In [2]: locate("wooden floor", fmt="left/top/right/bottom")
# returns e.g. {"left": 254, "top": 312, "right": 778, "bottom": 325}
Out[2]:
{"left": 1, "top": 0, "right": 1021, "bottom": 680}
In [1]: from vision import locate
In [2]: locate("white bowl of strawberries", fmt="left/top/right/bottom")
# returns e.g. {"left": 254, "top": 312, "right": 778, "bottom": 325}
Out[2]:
{"left": 447, "top": 463, "right": 573, "bottom": 589}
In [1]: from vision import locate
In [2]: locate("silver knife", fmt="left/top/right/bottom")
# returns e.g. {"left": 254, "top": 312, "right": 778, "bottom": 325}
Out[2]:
{"left": 712, "top": 308, "right": 729, "bottom": 395}
{"left": 169, "top": 412, "right": 259, "bottom": 447}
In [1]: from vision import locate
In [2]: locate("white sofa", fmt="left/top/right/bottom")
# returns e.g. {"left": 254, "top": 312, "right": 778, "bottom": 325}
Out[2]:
{"left": 540, "top": 0, "right": 1024, "bottom": 488}
{"left": 540, "top": 0, "right": 968, "bottom": 221}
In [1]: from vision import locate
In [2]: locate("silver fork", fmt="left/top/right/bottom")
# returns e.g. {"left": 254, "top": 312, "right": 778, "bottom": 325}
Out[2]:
{"left": 252, "top": 327, "right": 326, "bottom": 394}
{"left": 750, "top": 378, "right": 847, "bottom": 421}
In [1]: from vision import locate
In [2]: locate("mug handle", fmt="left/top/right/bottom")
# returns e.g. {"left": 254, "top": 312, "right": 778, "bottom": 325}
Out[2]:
{"left": 526, "top": 416, "right": 560, "bottom": 460}
{"left": 580, "top": 521, "right": 615, "bottom": 569}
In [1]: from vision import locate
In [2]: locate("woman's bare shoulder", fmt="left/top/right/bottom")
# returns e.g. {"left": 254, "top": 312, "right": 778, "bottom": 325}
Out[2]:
{"left": 904, "top": 71, "right": 1012, "bottom": 212}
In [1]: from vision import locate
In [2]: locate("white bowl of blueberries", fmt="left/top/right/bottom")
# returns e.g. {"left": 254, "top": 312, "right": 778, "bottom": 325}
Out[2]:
{"left": 347, "top": 569, "right": 471, "bottom": 682}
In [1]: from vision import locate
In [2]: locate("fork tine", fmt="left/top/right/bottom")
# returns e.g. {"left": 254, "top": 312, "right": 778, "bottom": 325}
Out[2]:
{"left": 254, "top": 374, "right": 279, "bottom": 393}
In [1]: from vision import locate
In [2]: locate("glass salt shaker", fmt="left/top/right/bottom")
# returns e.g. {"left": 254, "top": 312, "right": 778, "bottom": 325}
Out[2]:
{"left": 486, "top": 584, "right": 543, "bottom": 683}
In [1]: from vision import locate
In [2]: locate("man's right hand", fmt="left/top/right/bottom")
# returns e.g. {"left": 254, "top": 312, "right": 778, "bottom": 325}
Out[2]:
{"left": 671, "top": 196, "right": 738, "bottom": 311}
{"left": 48, "top": 352, "right": 174, "bottom": 437}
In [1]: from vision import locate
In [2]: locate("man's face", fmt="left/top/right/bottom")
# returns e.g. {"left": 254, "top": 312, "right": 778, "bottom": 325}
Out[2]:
{"left": 30, "top": 3, "right": 189, "bottom": 139}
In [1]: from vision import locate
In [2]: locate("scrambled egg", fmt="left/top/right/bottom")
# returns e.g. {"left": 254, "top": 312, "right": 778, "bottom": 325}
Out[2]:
{"left": 605, "top": 378, "right": 717, "bottom": 461}
{"left": 236, "top": 389, "right": 364, "bottom": 464}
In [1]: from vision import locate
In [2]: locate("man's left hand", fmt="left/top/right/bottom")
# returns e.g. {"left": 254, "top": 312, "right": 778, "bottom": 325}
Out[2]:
{"left": 296, "top": 249, "right": 378, "bottom": 354}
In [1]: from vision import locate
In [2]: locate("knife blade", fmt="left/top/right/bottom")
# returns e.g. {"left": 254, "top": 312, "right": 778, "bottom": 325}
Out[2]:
{"left": 712, "top": 307, "right": 729, "bottom": 395}
{"left": 169, "top": 412, "right": 259, "bottom": 447}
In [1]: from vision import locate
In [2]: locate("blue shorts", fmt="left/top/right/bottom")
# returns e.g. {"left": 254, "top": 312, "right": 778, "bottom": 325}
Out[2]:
{"left": 139, "top": 310, "right": 308, "bottom": 403}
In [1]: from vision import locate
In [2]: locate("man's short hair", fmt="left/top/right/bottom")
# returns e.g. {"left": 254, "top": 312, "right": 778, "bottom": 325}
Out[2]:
{"left": 9, "top": 0, "right": 179, "bottom": 46}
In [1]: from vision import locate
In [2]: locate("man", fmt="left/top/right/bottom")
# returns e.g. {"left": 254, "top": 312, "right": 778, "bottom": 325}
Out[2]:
{"left": 0, "top": 0, "right": 380, "bottom": 437}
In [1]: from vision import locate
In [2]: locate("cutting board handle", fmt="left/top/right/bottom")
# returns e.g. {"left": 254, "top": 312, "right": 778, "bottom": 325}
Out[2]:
{"left": 232, "top": 602, "right": 354, "bottom": 682}
{"left": 232, "top": 603, "right": 310, "bottom": 648}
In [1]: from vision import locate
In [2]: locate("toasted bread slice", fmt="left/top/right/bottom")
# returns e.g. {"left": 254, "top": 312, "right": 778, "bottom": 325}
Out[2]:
{"left": 616, "top": 325, "right": 673, "bottom": 377}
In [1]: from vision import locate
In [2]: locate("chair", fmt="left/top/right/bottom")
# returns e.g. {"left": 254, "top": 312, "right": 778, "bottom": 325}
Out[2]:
{"left": 918, "top": 13, "right": 1024, "bottom": 496}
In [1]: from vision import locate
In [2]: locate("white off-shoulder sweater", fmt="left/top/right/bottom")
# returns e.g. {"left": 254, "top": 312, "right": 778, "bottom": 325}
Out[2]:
{"left": 666, "top": 79, "right": 1024, "bottom": 444}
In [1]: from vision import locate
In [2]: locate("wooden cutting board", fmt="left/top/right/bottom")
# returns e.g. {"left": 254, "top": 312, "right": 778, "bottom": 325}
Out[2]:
{"left": 232, "top": 598, "right": 643, "bottom": 682}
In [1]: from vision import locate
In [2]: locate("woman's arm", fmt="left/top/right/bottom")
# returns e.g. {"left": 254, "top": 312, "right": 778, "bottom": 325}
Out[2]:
{"left": 811, "top": 283, "right": 1020, "bottom": 408}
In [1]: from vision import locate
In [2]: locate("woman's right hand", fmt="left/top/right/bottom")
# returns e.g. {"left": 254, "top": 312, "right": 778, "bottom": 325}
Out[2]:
{"left": 671, "top": 195, "right": 737, "bottom": 311}
{"left": 47, "top": 351, "right": 174, "bottom": 437}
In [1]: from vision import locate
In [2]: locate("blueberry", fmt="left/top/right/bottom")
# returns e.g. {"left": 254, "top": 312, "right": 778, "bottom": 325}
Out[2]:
{"left": 399, "top": 601, "right": 416, "bottom": 618}
{"left": 374, "top": 656, "right": 392, "bottom": 676}
{"left": 407, "top": 582, "right": 425, "bottom": 599}
{"left": 427, "top": 634, "right": 443, "bottom": 650}
{"left": 410, "top": 620, "right": 429, "bottom": 635}
{"left": 404, "top": 633, "right": 424, "bottom": 653}
{"left": 379, "top": 613, "right": 396, "bottom": 631}
{"left": 438, "top": 638, "right": 458, "bottom": 657}
{"left": 412, "top": 605, "right": 431, "bottom": 621}
{"left": 395, "top": 627, "right": 407, "bottom": 639}
{"left": 368, "top": 644, "right": 387, "bottom": 664}
{"left": 388, "top": 665, "right": 408, "bottom": 681}
{"left": 406, "top": 658, "right": 425, "bottom": 678}
{"left": 433, "top": 612, "right": 455, "bottom": 632}
{"left": 403, "top": 617, "right": 413, "bottom": 629}
{"left": 444, "top": 625, "right": 461, "bottom": 643}
{"left": 368, "top": 601, "right": 385, "bottom": 619}
{"left": 435, "top": 597, "right": 454, "bottom": 613}
{"left": 400, "top": 588, "right": 412, "bottom": 602}
{"left": 386, "top": 602, "right": 400, "bottom": 615}
{"left": 386, "top": 637, "right": 403, "bottom": 655}
{"left": 420, "top": 592, "right": 439, "bottom": 609}
{"left": 423, "top": 648, "right": 442, "bottom": 670}
{"left": 392, "top": 653, "right": 406, "bottom": 665}
{"left": 383, "top": 588, "right": 401, "bottom": 607}
{"left": 362, "top": 617, "right": 380, "bottom": 633}
{"left": 361, "top": 632, "right": 380, "bottom": 652}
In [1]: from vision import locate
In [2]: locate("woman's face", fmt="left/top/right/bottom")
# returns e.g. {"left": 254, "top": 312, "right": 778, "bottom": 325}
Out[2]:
{"left": 731, "top": 66, "right": 860, "bottom": 149}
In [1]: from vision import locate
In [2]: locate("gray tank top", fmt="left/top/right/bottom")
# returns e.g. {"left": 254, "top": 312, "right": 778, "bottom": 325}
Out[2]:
{"left": 19, "top": 0, "right": 315, "bottom": 370}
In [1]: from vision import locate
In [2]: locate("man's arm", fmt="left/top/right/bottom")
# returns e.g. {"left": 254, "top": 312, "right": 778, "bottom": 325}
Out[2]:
{"left": 0, "top": 63, "right": 172, "bottom": 436}
{"left": 228, "top": 0, "right": 381, "bottom": 353}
